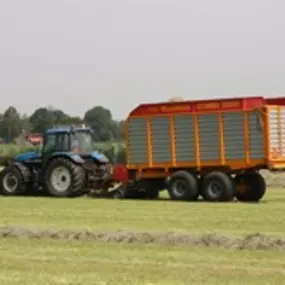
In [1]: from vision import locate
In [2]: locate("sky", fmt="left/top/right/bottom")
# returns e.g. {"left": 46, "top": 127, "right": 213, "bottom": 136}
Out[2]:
{"left": 0, "top": 0, "right": 285, "bottom": 120}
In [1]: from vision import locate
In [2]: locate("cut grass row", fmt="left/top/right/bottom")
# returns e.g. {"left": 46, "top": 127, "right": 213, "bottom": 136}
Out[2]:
{"left": 0, "top": 238, "right": 284, "bottom": 285}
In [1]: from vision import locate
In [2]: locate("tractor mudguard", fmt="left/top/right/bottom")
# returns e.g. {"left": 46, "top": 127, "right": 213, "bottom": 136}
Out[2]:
{"left": 3, "top": 162, "right": 31, "bottom": 183}
{"left": 13, "top": 151, "right": 41, "bottom": 163}
{"left": 50, "top": 152, "right": 85, "bottom": 164}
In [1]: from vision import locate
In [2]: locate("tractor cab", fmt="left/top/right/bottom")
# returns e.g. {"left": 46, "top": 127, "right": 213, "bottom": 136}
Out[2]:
{"left": 42, "top": 125, "right": 109, "bottom": 164}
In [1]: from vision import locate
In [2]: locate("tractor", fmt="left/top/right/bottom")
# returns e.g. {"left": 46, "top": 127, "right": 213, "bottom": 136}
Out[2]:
{"left": 0, "top": 125, "right": 126, "bottom": 197}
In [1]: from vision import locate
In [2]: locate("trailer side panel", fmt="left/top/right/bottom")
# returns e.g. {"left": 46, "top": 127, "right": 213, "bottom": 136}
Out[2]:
{"left": 127, "top": 117, "right": 148, "bottom": 164}
{"left": 223, "top": 112, "right": 245, "bottom": 160}
{"left": 174, "top": 115, "right": 195, "bottom": 163}
{"left": 126, "top": 98, "right": 268, "bottom": 172}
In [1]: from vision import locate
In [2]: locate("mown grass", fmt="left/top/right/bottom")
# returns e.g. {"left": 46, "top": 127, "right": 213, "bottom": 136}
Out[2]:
{"left": 0, "top": 189, "right": 285, "bottom": 284}
{"left": 0, "top": 238, "right": 285, "bottom": 285}
{"left": 0, "top": 189, "right": 285, "bottom": 236}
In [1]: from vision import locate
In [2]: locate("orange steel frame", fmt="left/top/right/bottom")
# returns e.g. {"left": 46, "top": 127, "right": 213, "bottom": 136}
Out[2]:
{"left": 124, "top": 97, "right": 285, "bottom": 180}
{"left": 265, "top": 105, "right": 285, "bottom": 169}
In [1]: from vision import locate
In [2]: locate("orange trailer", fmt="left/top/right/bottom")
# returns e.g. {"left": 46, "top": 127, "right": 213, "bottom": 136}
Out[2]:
{"left": 122, "top": 96, "right": 285, "bottom": 202}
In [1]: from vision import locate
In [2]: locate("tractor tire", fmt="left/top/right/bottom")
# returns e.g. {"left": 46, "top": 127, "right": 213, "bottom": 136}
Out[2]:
{"left": 44, "top": 157, "right": 86, "bottom": 197}
{"left": 235, "top": 172, "right": 266, "bottom": 202}
{"left": 201, "top": 171, "right": 235, "bottom": 202}
{"left": 0, "top": 163, "right": 31, "bottom": 195}
{"left": 167, "top": 170, "right": 199, "bottom": 201}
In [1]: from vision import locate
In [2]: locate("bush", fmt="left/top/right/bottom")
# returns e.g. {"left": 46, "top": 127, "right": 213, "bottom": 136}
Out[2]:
{"left": 0, "top": 144, "right": 38, "bottom": 157}
{"left": 0, "top": 141, "right": 127, "bottom": 165}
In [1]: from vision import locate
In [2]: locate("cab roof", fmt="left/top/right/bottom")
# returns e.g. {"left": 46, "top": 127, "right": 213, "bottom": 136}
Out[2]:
{"left": 46, "top": 125, "right": 92, "bottom": 135}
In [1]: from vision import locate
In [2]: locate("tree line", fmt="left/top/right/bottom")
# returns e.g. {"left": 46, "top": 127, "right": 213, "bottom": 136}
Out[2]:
{"left": 0, "top": 105, "right": 124, "bottom": 143}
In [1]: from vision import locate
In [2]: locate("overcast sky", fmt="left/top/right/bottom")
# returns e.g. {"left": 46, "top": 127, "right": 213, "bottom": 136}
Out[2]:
{"left": 0, "top": 0, "right": 284, "bottom": 119}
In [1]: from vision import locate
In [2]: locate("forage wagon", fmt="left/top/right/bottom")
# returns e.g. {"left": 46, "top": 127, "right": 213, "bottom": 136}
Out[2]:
{"left": 1, "top": 96, "right": 285, "bottom": 202}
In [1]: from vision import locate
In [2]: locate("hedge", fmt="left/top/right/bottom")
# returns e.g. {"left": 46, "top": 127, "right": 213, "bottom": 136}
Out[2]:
{"left": 0, "top": 142, "right": 127, "bottom": 165}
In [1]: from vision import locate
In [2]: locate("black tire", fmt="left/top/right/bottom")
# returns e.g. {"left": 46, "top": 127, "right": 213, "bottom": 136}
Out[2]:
{"left": 145, "top": 186, "right": 160, "bottom": 199}
{"left": 145, "top": 179, "right": 165, "bottom": 199}
{"left": 123, "top": 179, "right": 163, "bottom": 200}
{"left": 44, "top": 157, "right": 86, "bottom": 197}
{"left": 235, "top": 172, "right": 266, "bottom": 202}
{"left": 201, "top": 171, "right": 235, "bottom": 202}
{"left": 167, "top": 170, "right": 199, "bottom": 201}
{"left": 0, "top": 163, "right": 30, "bottom": 195}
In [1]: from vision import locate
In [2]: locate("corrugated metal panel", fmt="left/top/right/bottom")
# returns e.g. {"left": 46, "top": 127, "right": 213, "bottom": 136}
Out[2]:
{"left": 248, "top": 111, "right": 264, "bottom": 159}
{"left": 268, "top": 108, "right": 279, "bottom": 157}
{"left": 198, "top": 114, "right": 220, "bottom": 161}
{"left": 151, "top": 117, "right": 171, "bottom": 163}
{"left": 174, "top": 115, "right": 195, "bottom": 162}
{"left": 268, "top": 108, "right": 285, "bottom": 157}
{"left": 223, "top": 112, "right": 245, "bottom": 160}
{"left": 127, "top": 117, "right": 148, "bottom": 164}
{"left": 281, "top": 109, "right": 285, "bottom": 155}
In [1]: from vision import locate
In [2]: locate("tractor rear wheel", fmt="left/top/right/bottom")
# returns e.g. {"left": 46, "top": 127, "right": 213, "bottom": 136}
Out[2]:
{"left": 235, "top": 172, "right": 266, "bottom": 202}
{"left": 44, "top": 157, "right": 85, "bottom": 197}
{"left": 201, "top": 171, "right": 235, "bottom": 202}
{"left": 0, "top": 163, "right": 30, "bottom": 195}
{"left": 167, "top": 170, "right": 199, "bottom": 201}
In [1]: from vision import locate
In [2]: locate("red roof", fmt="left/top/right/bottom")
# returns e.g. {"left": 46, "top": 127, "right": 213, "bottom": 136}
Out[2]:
{"left": 26, "top": 133, "right": 43, "bottom": 144}
{"left": 128, "top": 96, "right": 265, "bottom": 117}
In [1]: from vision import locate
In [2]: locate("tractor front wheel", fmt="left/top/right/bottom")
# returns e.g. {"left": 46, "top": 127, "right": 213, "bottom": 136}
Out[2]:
{"left": 44, "top": 157, "right": 86, "bottom": 197}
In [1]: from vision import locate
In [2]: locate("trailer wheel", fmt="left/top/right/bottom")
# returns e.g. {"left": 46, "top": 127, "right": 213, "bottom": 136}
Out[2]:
{"left": 167, "top": 171, "right": 199, "bottom": 201}
{"left": 0, "top": 163, "right": 30, "bottom": 195}
{"left": 201, "top": 171, "right": 235, "bottom": 202}
{"left": 235, "top": 172, "right": 266, "bottom": 202}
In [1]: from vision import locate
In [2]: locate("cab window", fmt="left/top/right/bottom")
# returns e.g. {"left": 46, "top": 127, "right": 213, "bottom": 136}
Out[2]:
{"left": 43, "top": 134, "right": 56, "bottom": 153}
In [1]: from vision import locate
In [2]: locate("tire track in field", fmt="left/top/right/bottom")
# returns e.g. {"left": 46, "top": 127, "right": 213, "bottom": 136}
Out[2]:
{"left": 0, "top": 226, "right": 285, "bottom": 251}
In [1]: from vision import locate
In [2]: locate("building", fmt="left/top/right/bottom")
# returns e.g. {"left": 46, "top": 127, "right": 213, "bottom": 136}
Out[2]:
{"left": 25, "top": 133, "right": 43, "bottom": 145}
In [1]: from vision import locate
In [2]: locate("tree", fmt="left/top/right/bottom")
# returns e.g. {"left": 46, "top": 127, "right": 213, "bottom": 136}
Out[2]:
{"left": 21, "top": 113, "right": 32, "bottom": 133}
{"left": 0, "top": 106, "right": 22, "bottom": 142}
{"left": 51, "top": 109, "right": 69, "bottom": 123}
{"left": 29, "top": 107, "right": 76, "bottom": 133}
{"left": 58, "top": 115, "right": 83, "bottom": 125}
{"left": 0, "top": 104, "right": 123, "bottom": 143}
{"left": 111, "top": 120, "right": 125, "bottom": 140}
{"left": 84, "top": 106, "right": 114, "bottom": 141}
{"left": 29, "top": 107, "right": 55, "bottom": 133}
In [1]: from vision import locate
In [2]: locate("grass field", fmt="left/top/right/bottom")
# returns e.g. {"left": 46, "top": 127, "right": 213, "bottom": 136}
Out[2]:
{"left": 0, "top": 188, "right": 285, "bottom": 284}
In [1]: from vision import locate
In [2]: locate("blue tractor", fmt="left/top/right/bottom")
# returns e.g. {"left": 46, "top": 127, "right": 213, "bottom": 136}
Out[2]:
{"left": 0, "top": 125, "right": 114, "bottom": 197}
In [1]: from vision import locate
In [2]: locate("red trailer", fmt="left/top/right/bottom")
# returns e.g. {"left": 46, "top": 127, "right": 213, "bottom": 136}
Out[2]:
{"left": 111, "top": 95, "right": 285, "bottom": 202}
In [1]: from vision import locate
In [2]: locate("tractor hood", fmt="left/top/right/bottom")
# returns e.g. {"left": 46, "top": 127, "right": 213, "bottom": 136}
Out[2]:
{"left": 13, "top": 151, "right": 41, "bottom": 162}
{"left": 89, "top": 151, "right": 109, "bottom": 163}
